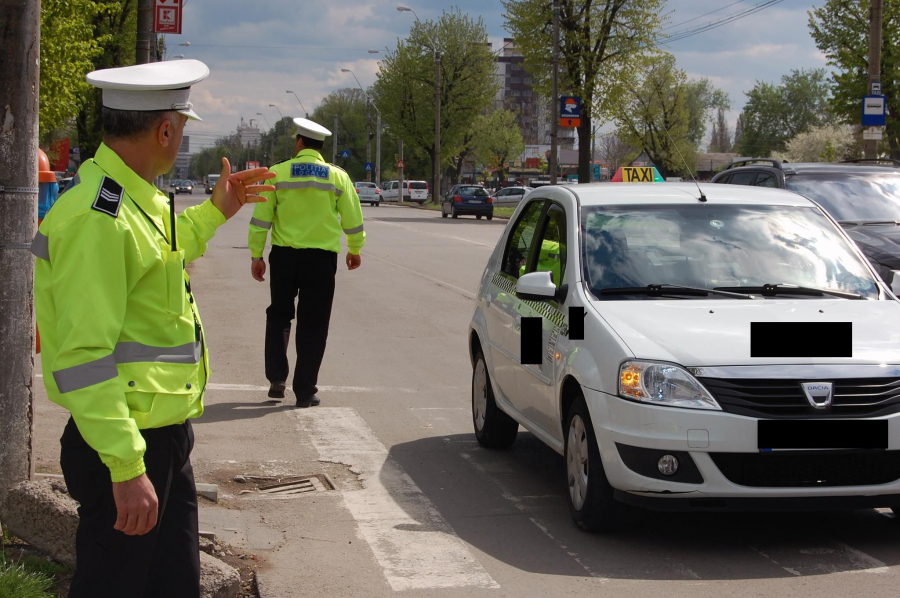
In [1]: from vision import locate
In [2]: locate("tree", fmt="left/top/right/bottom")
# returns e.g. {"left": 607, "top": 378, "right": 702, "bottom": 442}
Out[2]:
{"left": 707, "top": 108, "right": 733, "bottom": 153}
{"left": 733, "top": 113, "right": 744, "bottom": 152}
{"left": 39, "top": 0, "right": 108, "bottom": 141}
{"left": 470, "top": 109, "right": 526, "bottom": 184}
{"left": 597, "top": 133, "right": 633, "bottom": 172}
{"left": 503, "top": 0, "right": 665, "bottom": 182}
{"left": 372, "top": 9, "right": 497, "bottom": 198}
{"left": 739, "top": 68, "right": 831, "bottom": 157}
{"left": 809, "top": 0, "right": 900, "bottom": 158}
{"left": 684, "top": 79, "right": 730, "bottom": 148}
{"left": 75, "top": 0, "right": 138, "bottom": 160}
{"left": 614, "top": 54, "right": 699, "bottom": 178}
{"left": 774, "top": 125, "right": 856, "bottom": 163}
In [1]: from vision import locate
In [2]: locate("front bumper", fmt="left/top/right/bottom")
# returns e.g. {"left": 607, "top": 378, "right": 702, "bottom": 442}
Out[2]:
{"left": 584, "top": 386, "right": 900, "bottom": 504}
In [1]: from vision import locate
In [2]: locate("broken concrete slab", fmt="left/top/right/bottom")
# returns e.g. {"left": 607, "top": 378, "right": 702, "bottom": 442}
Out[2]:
{"left": 200, "top": 551, "right": 241, "bottom": 598}
{"left": 197, "top": 482, "right": 219, "bottom": 502}
{"left": 2, "top": 478, "right": 242, "bottom": 598}
{"left": 1, "top": 478, "right": 78, "bottom": 566}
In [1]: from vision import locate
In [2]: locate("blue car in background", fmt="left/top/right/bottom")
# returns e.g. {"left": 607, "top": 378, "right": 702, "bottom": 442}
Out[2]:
{"left": 442, "top": 184, "right": 494, "bottom": 220}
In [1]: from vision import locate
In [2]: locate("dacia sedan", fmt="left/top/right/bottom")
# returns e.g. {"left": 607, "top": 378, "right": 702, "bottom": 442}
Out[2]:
{"left": 469, "top": 183, "right": 900, "bottom": 532}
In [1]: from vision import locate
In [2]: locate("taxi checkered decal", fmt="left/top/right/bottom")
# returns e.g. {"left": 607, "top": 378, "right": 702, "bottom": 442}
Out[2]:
{"left": 491, "top": 273, "right": 569, "bottom": 335}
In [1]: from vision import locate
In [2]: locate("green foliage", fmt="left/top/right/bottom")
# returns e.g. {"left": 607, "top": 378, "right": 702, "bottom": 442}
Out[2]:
{"left": 503, "top": 0, "right": 666, "bottom": 180}
{"left": 0, "top": 554, "right": 54, "bottom": 598}
{"left": 75, "top": 0, "right": 138, "bottom": 160}
{"left": 39, "top": 0, "right": 109, "bottom": 140}
{"left": 470, "top": 109, "right": 526, "bottom": 182}
{"left": 614, "top": 54, "right": 698, "bottom": 178}
{"left": 684, "top": 80, "right": 730, "bottom": 148}
{"left": 809, "top": 0, "right": 900, "bottom": 157}
{"left": 739, "top": 68, "right": 831, "bottom": 157}
{"left": 372, "top": 9, "right": 498, "bottom": 190}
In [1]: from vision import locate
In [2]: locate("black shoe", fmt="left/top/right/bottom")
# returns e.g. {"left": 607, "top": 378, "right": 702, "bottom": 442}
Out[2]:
{"left": 295, "top": 394, "right": 321, "bottom": 408}
{"left": 268, "top": 382, "right": 286, "bottom": 399}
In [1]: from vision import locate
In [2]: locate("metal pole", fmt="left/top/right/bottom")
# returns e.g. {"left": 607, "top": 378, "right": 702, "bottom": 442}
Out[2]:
{"left": 376, "top": 113, "right": 382, "bottom": 187}
{"left": 866, "top": 0, "right": 883, "bottom": 159}
{"left": 398, "top": 139, "right": 405, "bottom": 205}
{"left": 549, "top": 0, "right": 559, "bottom": 185}
{"left": 333, "top": 114, "right": 339, "bottom": 164}
{"left": 0, "top": 0, "right": 39, "bottom": 502}
{"left": 433, "top": 50, "right": 442, "bottom": 203}
{"left": 137, "top": 0, "right": 152, "bottom": 64}
{"left": 366, "top": 99, "right": 372, "bottom": 182}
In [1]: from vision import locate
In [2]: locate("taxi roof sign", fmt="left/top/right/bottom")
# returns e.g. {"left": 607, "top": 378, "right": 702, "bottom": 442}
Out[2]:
{"left": 610, "top": 166, "right": 665, "bottom": 183}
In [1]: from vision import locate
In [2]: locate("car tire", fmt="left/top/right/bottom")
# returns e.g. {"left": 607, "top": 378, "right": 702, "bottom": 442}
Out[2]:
{"left": 442, "top": 209, "right": 448, "bottom": 218}
{"left": 564, "top": 393, "right": 624, "bottom": 532}
{"left": 472, "top": 350, "right": 518, "bottom": 449}
{"left": 451, "top": 208, "right": 458, "bottom": 219}
{"left": 487, "top": 214, "right": 493, "bottom": 221}
{"left": 476, "top": 215, "right": 482, "bottom": 220}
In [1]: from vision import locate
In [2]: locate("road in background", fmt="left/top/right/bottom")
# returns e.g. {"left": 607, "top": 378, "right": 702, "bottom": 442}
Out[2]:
{"left": 33, "top": 204, "right": 900, "bottom": 597}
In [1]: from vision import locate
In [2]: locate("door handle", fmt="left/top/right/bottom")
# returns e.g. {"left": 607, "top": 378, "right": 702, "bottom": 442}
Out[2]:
{"left": 515, "top": 314, "right": 521, "bottom": 330}
{"left": 486, "top": 294, "right": 492, "bottom": 306}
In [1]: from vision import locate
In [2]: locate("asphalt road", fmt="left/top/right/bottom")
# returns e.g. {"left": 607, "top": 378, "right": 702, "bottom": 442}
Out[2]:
{"left": 33, "top": 200, "right": 900, "bottom": 597}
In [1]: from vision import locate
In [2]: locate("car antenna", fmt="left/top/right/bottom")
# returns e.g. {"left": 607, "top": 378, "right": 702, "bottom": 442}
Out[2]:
{"left": 662, "top": 126, "right": 707, "bottom": 202}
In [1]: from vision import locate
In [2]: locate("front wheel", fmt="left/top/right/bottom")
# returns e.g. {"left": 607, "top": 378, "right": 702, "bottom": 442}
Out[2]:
{"left": 487, "top": 214, "right": 493, "bottom": 221}
{"left": 472, "top": 350, "right": 518, "bottom": 448}
{"left": 451, "top": 208, "right": 458, "bottom": 219}
{"left": 564, "top": 394, "right": 625, "bottom": 532}
{"left": 442, "top": 209, "right": 448, "bottom": 218}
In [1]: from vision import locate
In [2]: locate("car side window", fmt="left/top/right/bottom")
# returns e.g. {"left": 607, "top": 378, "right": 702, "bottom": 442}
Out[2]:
{"left": 754, "top": 173, "right": 777, "bottom": 188}
{"left": 716, "top": 174, "right": 732, "bottom": 184}
{"left": 729, "top": 171, "right": 758, "bottom": 186}
{"left": 502, "top": 200, "right": 545, "bottom": 280}
{"left": 526, "top": 204, "right": 567, "bottom": 287}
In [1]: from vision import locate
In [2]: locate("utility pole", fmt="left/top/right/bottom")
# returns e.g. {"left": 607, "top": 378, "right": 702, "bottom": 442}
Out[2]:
{"left": 0, "top": 0, "right": 39, "bottom": 503}
{"left": 549, "top": 0, "right": 560, "bottom": 185}
{"left": 376, "top": 113, "right": 382, "bottom": 187}
{"left": 333, "top": 114, "right": 339, "bottom": 164}
{"left": 366, "top": 99, "right": 373, "bottom": 182}
{"left": 433, "top": 50, "right": 442, "bottom": 203}
{"left": 398, "top": 140, "right": 405, "bottom": 206}
{"left": 866, "top": 0, "right": 883, "bottom": 159}
{"left": 137, "top": 0, "right": 153, "bottom": 64}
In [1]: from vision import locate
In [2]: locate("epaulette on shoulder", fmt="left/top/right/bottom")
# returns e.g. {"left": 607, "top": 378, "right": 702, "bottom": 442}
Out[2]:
{"left": 91, "top": 176, "right": 124, "bottom": 218}
{"left": 272, "top": 157, "right": 292, "bottom": 167}
{"left": 328, "top": 162, "right": 348, "bottom": 175}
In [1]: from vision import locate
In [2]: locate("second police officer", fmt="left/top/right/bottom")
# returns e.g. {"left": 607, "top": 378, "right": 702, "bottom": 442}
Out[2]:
{"left": 248, "top": 118, "right": 365, "bottom": 407}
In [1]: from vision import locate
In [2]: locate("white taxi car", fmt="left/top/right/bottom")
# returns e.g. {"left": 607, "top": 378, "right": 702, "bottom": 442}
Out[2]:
{"left": 469, "top": 183, "right": 900, "bottom": 531}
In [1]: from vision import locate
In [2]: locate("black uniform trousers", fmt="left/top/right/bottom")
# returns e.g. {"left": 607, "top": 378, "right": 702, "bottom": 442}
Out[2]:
{"left": 60, "top": 417, "right": 200, "bottom": 598}
{"left": 264, "top": 245, "right": 338, "bottom": 399}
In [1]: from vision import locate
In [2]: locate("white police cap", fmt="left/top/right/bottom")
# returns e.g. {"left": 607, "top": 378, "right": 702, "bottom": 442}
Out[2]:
{"left": 293, "top": 118, "right": 332, "bottom": 141}
{"left": 86, "top": 59, "right": 210, "bottom": 121}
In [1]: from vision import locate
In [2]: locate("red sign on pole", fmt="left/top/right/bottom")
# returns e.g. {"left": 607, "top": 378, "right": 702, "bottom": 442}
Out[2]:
{"left": 396, "top": 160, "right": 405, "bottom": 169}
{"left": 153, "top": 0, "right": 182, "bottom": 34}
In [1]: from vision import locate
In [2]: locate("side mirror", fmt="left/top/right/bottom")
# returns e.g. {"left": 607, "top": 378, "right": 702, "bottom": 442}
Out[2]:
{"left": 516, "top": 271, "right": 557, "bottom": 301}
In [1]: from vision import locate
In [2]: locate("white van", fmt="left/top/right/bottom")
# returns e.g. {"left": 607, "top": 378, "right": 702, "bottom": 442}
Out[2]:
{"left": 382, "top": 180, "right": 428, "bottom": 204}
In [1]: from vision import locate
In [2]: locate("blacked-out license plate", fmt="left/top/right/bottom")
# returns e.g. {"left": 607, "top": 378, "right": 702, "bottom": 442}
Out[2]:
{"left": 467, "top": 199, "right": 483, "bottom": 204}
{"left": 758, "top": 420, "right": 887, "bottom": 450}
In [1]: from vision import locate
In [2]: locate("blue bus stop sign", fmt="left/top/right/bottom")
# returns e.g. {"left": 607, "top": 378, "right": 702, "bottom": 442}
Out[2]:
{"left": 340, "top": 149, "right": 351, "bottom": 159}
{"left": 862, "top": 95, "right": 887, "bottom": 127}
{"left": 364, "top": 162, "right": 373, "bottom": 172}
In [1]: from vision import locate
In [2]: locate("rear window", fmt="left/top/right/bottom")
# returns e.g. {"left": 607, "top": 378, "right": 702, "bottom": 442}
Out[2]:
{"left": 356, "top": 182, "right": 376, "bottom": 189}
{"left": 410, "top": 182, "right": 428, "bottom": 190}
{"left": 458, "top": 186, "right": 489, "bottom": 196}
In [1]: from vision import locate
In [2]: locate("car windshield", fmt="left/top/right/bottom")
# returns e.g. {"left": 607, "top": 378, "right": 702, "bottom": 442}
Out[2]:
{"left": 410, "top": 182, "right": 427, "bottom": 190}
{"left": 582, "top": 204, "right": 880, "bottom": 300}
{"left": 458, "top": 186, "right": 489, "bottom": 196}
{"left": 784, "top": 173, "right": 900, "bottom": 223}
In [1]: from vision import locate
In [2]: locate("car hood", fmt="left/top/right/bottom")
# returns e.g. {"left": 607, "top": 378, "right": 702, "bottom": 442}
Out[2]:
{"left": 844, "top": 224, "right": 900, "bottom": 269}
{"left": 591, "top": 298, "right": 900, "bottom": 366}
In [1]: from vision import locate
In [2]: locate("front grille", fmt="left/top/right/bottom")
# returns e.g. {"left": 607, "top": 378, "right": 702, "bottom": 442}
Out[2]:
{"left": 698, "top": 377, "right": 900, "bottom": 418}
{"left": 711, "top": 451, "right": 900, "bottom": 487}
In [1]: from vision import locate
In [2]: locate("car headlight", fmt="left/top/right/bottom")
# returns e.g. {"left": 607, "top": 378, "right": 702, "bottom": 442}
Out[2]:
{"left": 619, "top": 361, "right": 721, "bottom": 410}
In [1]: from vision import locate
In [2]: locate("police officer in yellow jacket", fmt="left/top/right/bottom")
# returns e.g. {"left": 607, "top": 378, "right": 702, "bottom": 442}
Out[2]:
{"left": 32, "top": 60, "right": 274, "bottom": 598}
{"left": 248, "top": 118, "right": 365, "bottom": 406}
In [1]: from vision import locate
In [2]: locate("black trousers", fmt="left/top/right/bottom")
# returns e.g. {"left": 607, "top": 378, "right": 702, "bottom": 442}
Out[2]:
{"left": 60, "top": 418, "right": 199, "bottom": 598}
{"left": 265, "top": 245, "right": 338, "bottom": 398}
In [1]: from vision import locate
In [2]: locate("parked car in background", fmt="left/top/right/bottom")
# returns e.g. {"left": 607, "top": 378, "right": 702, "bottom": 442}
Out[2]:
{"left": 492, "top": 186, "right": 533, "bottom": 207}
{"left": 381, "top": 180, "right": 411, "bottom": 203}
{"left": 712, "top": 158, "right": 900, "bottom": 293}
{"left": 355, "top": 181, "right": 381, "bottom": 206}
{"left": 442, "top": 184, "right": 493, "bottom": 220}
{"left": 174, "top": 179, "right": 193, "bottom": 194}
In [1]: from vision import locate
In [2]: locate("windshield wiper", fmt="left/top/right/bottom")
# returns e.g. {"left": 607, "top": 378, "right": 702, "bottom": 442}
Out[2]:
{"left": 599, "top": 284, "right": 754, "bottom": 299}
{"left": 713, "top": 283, "right": 863, "bottom": 299}
{"left": 861, "top": 220, "right": 900, "bottom": 226}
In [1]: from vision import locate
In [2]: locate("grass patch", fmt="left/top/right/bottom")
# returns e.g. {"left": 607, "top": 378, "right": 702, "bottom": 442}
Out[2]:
{"left": 493, "top": 207, "right": 515, "bottom": 218}
{"left": 398, "top": 202, "right": 515, "bottom": 218}
{"left": 0, "top": 554, "right": 54, "bottom": 598}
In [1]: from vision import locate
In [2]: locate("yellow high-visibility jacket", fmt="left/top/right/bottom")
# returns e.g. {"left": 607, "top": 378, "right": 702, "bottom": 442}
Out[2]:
{"left": 248, "top": 149, "right": 365, "bottom": 258}
{"left": 33, "top": 143, "right": 225, "bottom": 482}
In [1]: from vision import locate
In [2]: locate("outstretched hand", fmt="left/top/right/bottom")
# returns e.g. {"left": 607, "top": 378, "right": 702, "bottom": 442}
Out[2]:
{"left": 211, "top": 158, "right": 276, "bottom": 220}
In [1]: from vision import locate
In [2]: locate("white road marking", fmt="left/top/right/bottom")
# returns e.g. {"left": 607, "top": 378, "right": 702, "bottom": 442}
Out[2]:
{"left": 460, "top": 452, "right": 527, "bottom": 512}
{"left": 364, "top": 252, "right": 477, "bottom": 300}
{"left": 749, "top": 546, "right": 801, "bottom": 576}
{"left": 832, "top": 541, "right": 891, "bottom": 574}
{"left": 529, "top": 517, "right": 606, "bottom": 580}
{"left": 292, "top": 407, "right": 498, "bottom": 591}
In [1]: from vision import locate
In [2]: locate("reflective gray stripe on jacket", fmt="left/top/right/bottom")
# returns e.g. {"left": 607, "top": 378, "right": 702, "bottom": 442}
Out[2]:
{"left": 31, "top": 231, "right": 50, "bottom": 261}
{"left": 274, "top": 180, "right": 343, "bottom": 197}
{"left": 53, "top": 341, "right": 202, "bottom": 394}
{"left": 343, "top": 224, "right": 364, "bottom": 235}
{"left": 249, "top": 217, "right": 272, "bottom": 229}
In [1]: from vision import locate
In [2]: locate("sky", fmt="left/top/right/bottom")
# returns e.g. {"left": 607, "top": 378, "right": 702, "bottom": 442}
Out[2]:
{"left": 173, "top": 0, "right": 829, "bottom": 152}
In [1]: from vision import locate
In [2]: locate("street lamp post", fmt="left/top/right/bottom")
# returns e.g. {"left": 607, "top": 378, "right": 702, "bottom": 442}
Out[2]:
{"left": 342, "top": 68, "right": 377, "bottom": 183}
{"left": 368, "top": 50, "right": 385, "bottom": 187}
{"left": 164, "top": 41, "right": 190, "bottom": 60}
{"left": 286, "top": 90, "right": 308, "bottom": 119}
{"left": 257, "top": 112, "right": 274, "bottom": 166}
{"left": 398, "top": 5, "right": 441, "bottom": 203}
{"left": 269, "top": 104, "right": 290, "bottom": 161}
